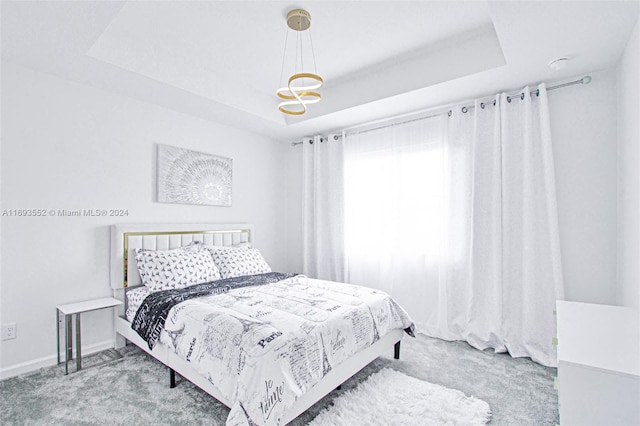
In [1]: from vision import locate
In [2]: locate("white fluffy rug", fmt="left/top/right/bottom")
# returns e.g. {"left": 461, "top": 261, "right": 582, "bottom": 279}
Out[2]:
{"left": 308, "top": 368, "right": 491, "bottom": 426}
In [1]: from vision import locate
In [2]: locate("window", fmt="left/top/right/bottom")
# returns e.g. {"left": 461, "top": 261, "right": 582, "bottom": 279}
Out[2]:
{"left": 344, "top": 141, "right": 444, "bottom": 259}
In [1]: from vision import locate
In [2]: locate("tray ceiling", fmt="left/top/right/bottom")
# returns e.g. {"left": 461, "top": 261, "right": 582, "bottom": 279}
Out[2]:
{"left": 2, "top": 1, "right": 639, "bottom": 140}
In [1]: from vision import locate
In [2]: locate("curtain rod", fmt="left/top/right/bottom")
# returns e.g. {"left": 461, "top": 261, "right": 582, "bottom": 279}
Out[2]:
{"left": 291, "top": 75, "right": 592, "bottom": 146}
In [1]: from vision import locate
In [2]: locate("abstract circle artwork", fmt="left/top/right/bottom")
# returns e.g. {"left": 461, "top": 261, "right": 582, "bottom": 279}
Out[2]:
{"left": 157, "top": 144, "right": 232, "bottom": 207}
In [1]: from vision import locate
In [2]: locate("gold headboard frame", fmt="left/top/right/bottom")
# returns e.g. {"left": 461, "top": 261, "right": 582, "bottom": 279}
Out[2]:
{"left": 110, "top": 224, "right": 252, "bottom": 290}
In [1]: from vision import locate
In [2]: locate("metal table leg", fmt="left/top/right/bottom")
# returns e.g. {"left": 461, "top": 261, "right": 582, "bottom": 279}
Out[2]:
{"left": 76, "top": 313, "right": 81, "bottom": 372}
{"left": 65, "top": 314, "right": 72, "bottom": 375}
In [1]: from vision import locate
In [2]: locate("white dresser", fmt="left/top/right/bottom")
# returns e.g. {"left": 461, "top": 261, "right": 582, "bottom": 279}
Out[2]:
{"left": 556, "top": 301, "right": 640, "bottom": 426}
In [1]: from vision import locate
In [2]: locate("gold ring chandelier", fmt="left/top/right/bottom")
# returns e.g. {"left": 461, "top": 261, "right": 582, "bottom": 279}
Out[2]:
{"left": 277, "top": 9, "right": 323, "bottom": 115}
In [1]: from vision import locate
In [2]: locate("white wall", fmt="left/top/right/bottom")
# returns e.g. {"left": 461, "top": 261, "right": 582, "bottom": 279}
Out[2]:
{"left": 0, "top": 62, "right": 288, "bottom": 377}
{"left": 616, "top": 16, "right": 640, "bottom": 309}
{"left": 548, "top": 69, "right": 619, "bottom": 305}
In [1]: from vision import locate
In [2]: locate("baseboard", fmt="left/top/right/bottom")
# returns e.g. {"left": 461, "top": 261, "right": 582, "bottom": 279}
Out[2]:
{"left": 0, "top": 340, "right": 114, "bottom": 380}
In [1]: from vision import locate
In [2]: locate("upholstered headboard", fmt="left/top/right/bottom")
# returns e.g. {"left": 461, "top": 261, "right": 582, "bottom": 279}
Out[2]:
{"left": 110, "top": 223, "right": 252, "bottom": 290}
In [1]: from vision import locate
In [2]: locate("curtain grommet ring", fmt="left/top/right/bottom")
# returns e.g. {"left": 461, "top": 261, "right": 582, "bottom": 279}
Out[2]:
{"left": 536, "top": 89, "right": 540, "bottom": 97}
{"left": 480, "top": 102, "right": 485, "bottom": 109}
{"left": 461, "top": 106, "right": 468, "bottom": 113}
{"left": 333, "top": 135, "right": 339, "bottom": 140}
{"left": 447, "top": 110, "right": 452, "bottom": 117}
{"left": 493, "top": 100, "right": 496, "bottom": 106}
{"left": 507, "top": 96, "right": 512, "bottom": 103}
{"left": 521, "top": 92, "right": 525, "bottom": 100}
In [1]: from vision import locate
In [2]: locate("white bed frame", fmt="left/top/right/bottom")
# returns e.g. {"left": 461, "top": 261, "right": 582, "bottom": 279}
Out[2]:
{"left": 110, "top": 223, "right": 404, "bottom": 424}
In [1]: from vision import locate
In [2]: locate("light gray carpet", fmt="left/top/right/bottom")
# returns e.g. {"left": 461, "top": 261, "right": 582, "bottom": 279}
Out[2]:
{"left": 0, "top": 334, "right": 558, "bottom": 425}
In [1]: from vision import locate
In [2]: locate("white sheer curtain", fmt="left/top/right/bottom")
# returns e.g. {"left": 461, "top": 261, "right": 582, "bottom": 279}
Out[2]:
{"left": 339, "top": 84, "right": 564, "bottom": 367}
{"left": 302, "top": 134, "right": 346, "bottom": 281}
{"left": 342, "top": 117, "right": 446, "bottom": 318}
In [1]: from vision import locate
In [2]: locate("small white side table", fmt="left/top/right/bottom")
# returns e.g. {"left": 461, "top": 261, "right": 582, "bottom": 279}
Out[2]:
{"left": 56, "top": 297, "right": 123, "bottom": 375}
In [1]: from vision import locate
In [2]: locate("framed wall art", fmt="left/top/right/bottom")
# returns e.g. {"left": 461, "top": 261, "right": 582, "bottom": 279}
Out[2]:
{"left": 157, "top": 144, "right": 232, "bottom": 207}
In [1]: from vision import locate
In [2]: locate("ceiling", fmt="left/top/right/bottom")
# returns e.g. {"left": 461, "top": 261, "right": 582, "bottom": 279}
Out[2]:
{"left": 2, "top": 1, "right": 639, "bottom": 141}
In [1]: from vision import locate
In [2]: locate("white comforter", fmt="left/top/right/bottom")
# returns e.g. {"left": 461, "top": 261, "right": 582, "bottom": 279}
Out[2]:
{"left": 157, "top": 274, "right": 414, "bottom": 426}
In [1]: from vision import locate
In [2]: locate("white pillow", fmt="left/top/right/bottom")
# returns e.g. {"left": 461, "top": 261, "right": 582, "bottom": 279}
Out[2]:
{"left": 135, "top": 244, "right": 221, "bottom": 291}
{"left": 209, "top": 248, "right": 271, "bottom": 279}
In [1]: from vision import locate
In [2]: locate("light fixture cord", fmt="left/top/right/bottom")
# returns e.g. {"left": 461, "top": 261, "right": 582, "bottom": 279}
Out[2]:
{"left": 279, "top": 26, "right": 290, "bottom": 87}
{"left": 309, "top": 27, "right": 318, "bottom": 75}
{"left": 299, "top": 20, "right": 304, "bottom": 77}
{"left": 295, "top": 27, "right": 300, "bottom": 76}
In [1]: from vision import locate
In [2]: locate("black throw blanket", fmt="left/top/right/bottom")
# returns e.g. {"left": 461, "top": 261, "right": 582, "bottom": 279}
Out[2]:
{"left": 132, "top": 272, "right": 297, "bottom": 349}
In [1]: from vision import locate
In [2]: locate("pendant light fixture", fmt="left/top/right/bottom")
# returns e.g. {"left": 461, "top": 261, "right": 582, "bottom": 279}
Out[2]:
{"left": 277, "top": 9, "right": 323, "bottom": 115}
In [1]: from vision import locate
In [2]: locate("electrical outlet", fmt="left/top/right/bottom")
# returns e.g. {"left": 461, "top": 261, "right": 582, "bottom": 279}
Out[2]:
{"left": 2, "top": 323, "right": 17, "bottom": 340}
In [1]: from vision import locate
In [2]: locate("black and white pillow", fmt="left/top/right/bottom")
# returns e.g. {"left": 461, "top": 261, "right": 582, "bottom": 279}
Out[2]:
{"left": 135, "top": 244, "right": 221, "bottom": 291}
{"left": 126, "top": 287, "right": 151, "bottom": 321}
{"left": 208, "top": 248, "right": 271, "bottom": 279}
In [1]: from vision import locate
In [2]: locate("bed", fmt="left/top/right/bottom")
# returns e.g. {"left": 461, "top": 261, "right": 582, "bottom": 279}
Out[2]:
{"left": 110, "top": 223, "right": 413, "bottom": 425}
